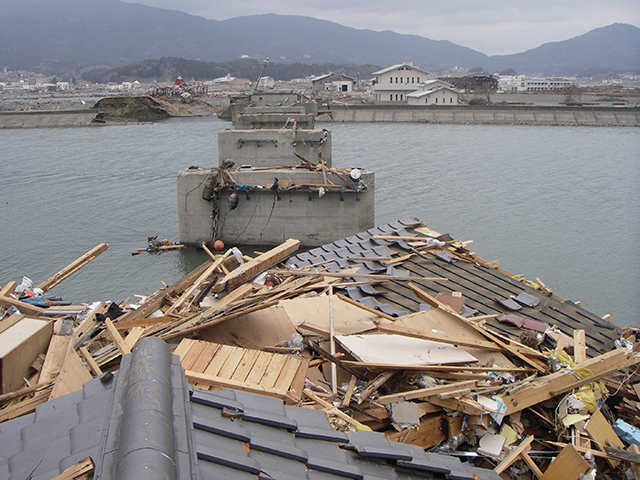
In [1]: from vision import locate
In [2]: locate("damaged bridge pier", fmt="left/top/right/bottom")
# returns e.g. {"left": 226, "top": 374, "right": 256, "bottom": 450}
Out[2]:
{"left": 178, "top": 96, "right": 375, "bottom": 247}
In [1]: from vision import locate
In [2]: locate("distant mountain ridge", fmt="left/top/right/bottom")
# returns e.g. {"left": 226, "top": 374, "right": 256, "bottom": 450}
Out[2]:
{"left": 0, "top": 0, "right": 638, "bottom": 78}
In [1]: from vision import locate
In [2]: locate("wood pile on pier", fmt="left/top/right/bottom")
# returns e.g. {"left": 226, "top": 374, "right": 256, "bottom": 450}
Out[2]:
{"left": 2, "top": 220, "right": 640, "bottom": 479}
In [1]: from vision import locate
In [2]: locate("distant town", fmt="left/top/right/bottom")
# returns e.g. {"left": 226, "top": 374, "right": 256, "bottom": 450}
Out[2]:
{"left": 1, "top": 62, "right": 639, "bottom": 111}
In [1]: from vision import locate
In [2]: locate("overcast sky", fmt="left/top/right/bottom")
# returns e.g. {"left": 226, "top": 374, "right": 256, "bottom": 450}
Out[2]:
{"left": 120, "top": 0, "right": 639, "bottom": 55}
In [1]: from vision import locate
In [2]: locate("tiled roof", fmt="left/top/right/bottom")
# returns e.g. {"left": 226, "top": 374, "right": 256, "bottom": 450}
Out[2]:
{"left": 0, "top": 337, "right": 502, "bottom": 480}
{"left": 285, "top": 218, "right": 621, "bottom": 356}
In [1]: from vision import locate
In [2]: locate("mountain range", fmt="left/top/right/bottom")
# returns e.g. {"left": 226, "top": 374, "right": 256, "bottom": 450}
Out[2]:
{"left": 0, "top": 0, "right": 638, "bottom": 79}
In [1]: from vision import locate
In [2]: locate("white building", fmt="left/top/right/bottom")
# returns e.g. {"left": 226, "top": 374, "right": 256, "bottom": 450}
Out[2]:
{"left": 407, "top": 83, "right": 460, "bottom": 105}
{"left": 498, "top": 75, "right": 574, "bottom": 92}
{"left": 311, "top": 73, "right": 355, "bottom": 95}
{"left": 372, "top": 63, "right": 430, "bottom": 104}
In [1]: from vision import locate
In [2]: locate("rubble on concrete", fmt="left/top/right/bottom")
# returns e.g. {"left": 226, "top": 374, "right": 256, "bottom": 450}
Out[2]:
{"left": 1, "top": 219, "right": 640, "bottom": 479}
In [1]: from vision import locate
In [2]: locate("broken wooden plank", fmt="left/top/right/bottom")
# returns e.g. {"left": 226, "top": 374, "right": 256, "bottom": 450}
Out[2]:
{"left": 272, "top": 269, "right": 448, "bottom": 283}
{"left": 303, "top": 388, "right": 371, "bottom": 430}
{"left": 0, "top": 294, "right": 44, "bottom": 316}
{"left": 78, "top": 346, "right": 102, "bottom": 377}
{"left": 356, "top": 370, "right": 396, "bottom": 404}
{"left": 500, "top": 348, "right": 640, "bottom": 415}
{"left": 376, "top": 381, "right": 478, "bottom": 404}
{"left": 51, "top": 456, "right": 94, "bottom": 480}
{"left": 214, "top": 239, "right": 300, "bottom": 293}
{"left": 36, "top": 243, "right": 109, "bottom": 292}
{"left": 494, "top": 435, "right": 534, "bottom": 474}
{"left": 385, "top": 413, "right": 447, "bottom": 448}
{"left": 104, "top": 318, "right": 131, "bottom": 356}
{"left": 573, "top": 329, "right": 587, "bottom": 363}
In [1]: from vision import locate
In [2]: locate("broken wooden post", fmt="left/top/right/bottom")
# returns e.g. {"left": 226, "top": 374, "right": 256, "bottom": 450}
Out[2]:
{"left": 36, "top": 243, "right": 109, "bottom": 292}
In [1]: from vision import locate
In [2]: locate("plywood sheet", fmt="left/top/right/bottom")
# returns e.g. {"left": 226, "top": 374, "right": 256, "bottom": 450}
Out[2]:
{"left": 335, "top": 334, "right": 477, "bottom": 366}
{"left": 585, "top": 408, "right": 625, "bottom": 468}
{"left": 540, "top": 444, "right": 589, "bottom": 480}
{"left": 200, "top": 305, "right": 297, "bottom": 349}
{"left": 279, "top": 295, "right": 382, "bottom": 335}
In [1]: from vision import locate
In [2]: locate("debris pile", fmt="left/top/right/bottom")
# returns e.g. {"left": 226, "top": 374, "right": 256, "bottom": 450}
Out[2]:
{"left": 2, "top": 220, "right": 640, "bottom": 479}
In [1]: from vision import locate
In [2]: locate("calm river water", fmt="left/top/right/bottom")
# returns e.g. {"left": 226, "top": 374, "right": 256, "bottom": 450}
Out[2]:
{"left": 1, "top": 117, "right": 638, "bottom": 326}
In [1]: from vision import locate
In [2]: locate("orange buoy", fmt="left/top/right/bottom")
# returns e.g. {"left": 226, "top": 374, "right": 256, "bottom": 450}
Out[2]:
{"left": 213, "top": 239, "right": 225, "bottom": 251}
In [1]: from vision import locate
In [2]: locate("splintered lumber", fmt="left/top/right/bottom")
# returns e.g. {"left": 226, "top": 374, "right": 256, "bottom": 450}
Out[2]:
{"left": 51, "top": 456, "right": 94, "bottom": 480}
{"left": 540, "top": 444, "right": 590, "bottom": 480}
{"left": 36, "top": 243, "right": 109, "bottom": 292}
{"left": 113, "top": 257, "right": 217, "bottom": 328}
{"left": 0, "top": 381, "right": 53, "bottom": 405}
{"left": 385, "top": 413, "right": 447, "bottom": 448}
{"left": 356, "top": 370, "right": 396, "bottom": 404}
{"left": 303, "top": 388, "right": 371, "bottom": 431}
{"left": 494, "top": 435, "right": 535, "bottom": 474}
{"left": 500, "top": 348, "right": 640, "bottom": 415}
{"left": 165, "top": 248, "right": 233, "bottom": 314}
{"left": 0, "top": 281, "right": 16, "bottom": 297}
{"left": 0, "top": 294, "right": 44, "bottom": 316}
{"left": 213, "top": 238, "right": 300, "bottom": 293}
{"left": 105, "top": 318, "right": 131, "bottom": 356}
{"left": 573, "top": 329, "right": 587, "bottom": 363}
{"left": 78, "top": 347, "right": 102, "bottom": 377}
{"left": 272, "top": 269, "right": 448, "bottom": 283}
{"left": 376, "top": 380, "right": 478, "bottom": 404}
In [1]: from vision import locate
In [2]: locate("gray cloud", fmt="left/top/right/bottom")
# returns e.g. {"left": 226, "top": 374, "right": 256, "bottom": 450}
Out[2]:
{"left": 123, "top": 0, "right": 640, "bottom": 55}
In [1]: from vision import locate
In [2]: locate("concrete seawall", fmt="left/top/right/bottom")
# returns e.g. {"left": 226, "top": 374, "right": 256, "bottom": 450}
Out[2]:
{"left": 319, "top": 104, "right": 640, "bottom": 127}
{"left": 0, "top": 110, "right": 100, "bottom": 128}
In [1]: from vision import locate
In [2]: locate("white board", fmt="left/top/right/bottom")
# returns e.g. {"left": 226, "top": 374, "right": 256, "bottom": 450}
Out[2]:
{"left": 335, "top": 333, "right": 478, "bottom": 366}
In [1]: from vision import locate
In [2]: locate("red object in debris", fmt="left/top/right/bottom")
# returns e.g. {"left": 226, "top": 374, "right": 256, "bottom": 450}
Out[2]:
{"left": 213, "top": 239, "right": 225, "bottom": 251}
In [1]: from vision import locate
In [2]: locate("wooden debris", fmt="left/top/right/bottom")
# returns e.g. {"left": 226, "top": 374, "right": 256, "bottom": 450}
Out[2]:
{"left": 36, "top": 243, "right": 109, "bottom": 292}
{"left": 3, "top": 228, "right": 640, "bottom": 478}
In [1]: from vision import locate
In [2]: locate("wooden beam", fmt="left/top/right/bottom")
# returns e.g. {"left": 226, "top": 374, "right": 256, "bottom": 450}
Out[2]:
{"left": 36, "top": 243, "right": 109, "bottom": 292}
{"left": 51, "top": 456, "right": 94, "bottom": 480}
{"left": 271, "top": 269, "right": 447, "bottom": 283}
{"left": 500, "top": 348, "right": 640, "bottom": 415}
{"left": 573, "top": 329, "right": 587, "bottom": 363}
{"left": 105, "top": 318, "right": 131, "bottom": 356}
{"left": 376, "top": 322, "right": 503, "bottom": 352}
{"left": 335, "top": 293, "right": 396, "bottom": 321}
{"left": 214, "top": 239, "right": 300, "bottom": 293}
{"left": 494, "top": 435, "right": 534, "bottom": 474}
{"left": 78, "top": 346, "right": 102, "bottom": 377}
{"left": 0, "top": 294, "right": 44, "bottom": 316}
{"left": 376, "top": 381, "right": 478, "bottom": 404}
